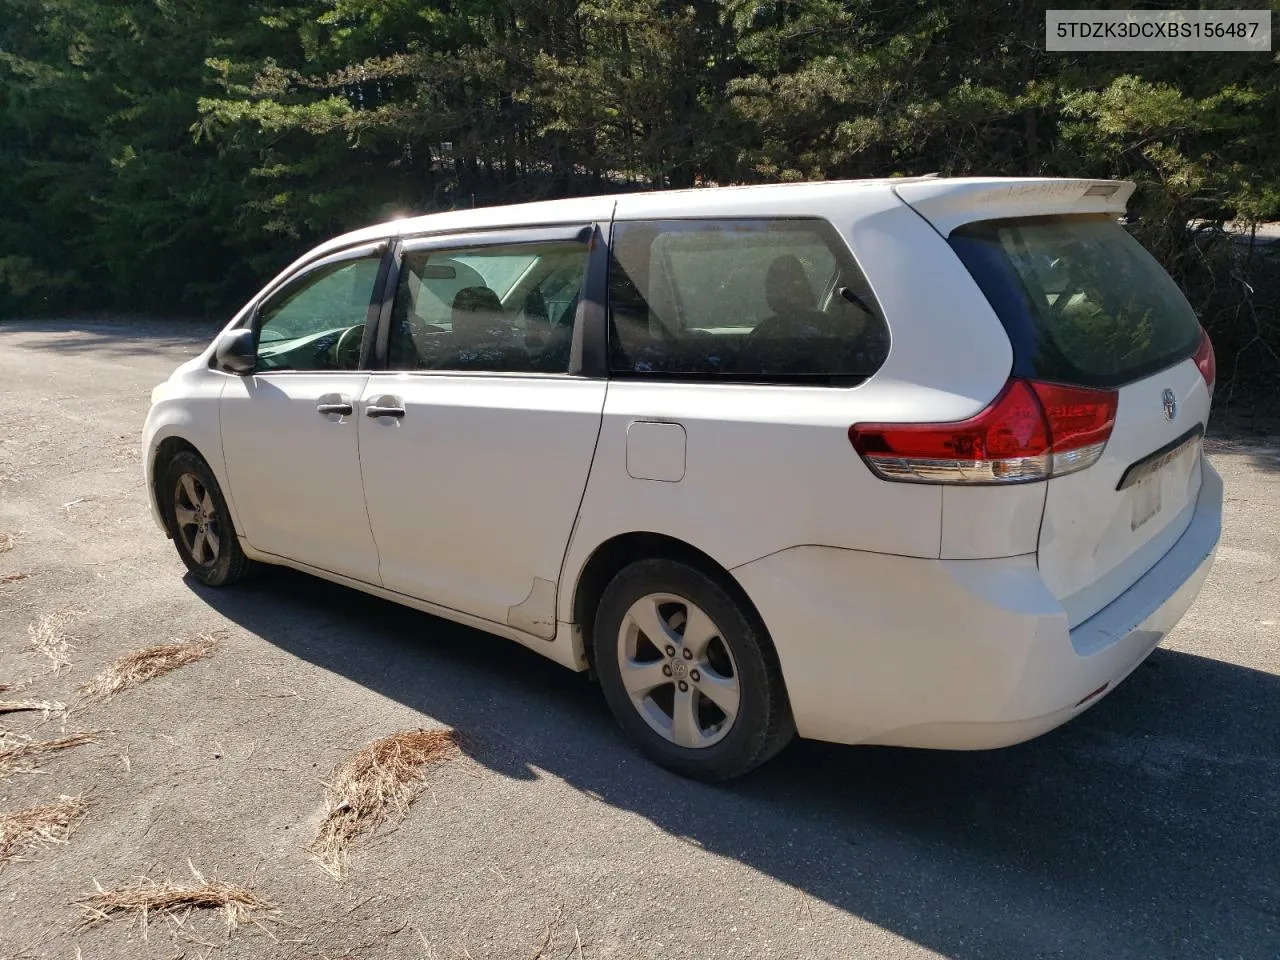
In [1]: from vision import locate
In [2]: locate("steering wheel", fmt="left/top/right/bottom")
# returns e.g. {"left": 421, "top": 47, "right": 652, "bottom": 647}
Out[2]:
{"left": 332, "top": 323, "right": 365, "bottom": 369}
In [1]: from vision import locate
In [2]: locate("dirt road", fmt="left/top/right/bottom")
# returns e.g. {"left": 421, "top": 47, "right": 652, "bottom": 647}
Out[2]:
{"left": 2, "top": 319, "right": 1278, "bottom": 959}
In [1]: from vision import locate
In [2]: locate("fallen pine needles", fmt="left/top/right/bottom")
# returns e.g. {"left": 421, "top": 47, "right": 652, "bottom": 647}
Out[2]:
{"left": 0, "top": 699, "right": 65, "bottom": 718}
{"left": 312, "top": 728, "right": 458, "bottom": 877}
{"left": 77, "top": 634, "right": 218, "bottom": 705}
{"left": 0, "top": 795, "right": 89, "bottom": 868}
{"left": 79, "top": 862, "right": 273, "bottom": 936}
{"left": 0, "top": 731, "right": 101, "bottom": 778}
{"left": 27, "top": 610, "right": 79, "bottom": 672}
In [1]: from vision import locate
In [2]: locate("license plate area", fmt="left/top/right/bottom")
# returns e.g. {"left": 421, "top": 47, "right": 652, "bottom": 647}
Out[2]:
{"left": 1128, "top": 433, "right": 1201, "bottom": 532}
{"left": 1116, "top": 425, "right": 1203, "bottom": 491}
{"left": 1130, "top": 473, "right": 1162, "bottom": 531}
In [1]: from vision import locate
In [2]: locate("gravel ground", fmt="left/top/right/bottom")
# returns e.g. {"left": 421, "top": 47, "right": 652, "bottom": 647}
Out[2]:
{"left": 0, "top": 318, "right": 1277, "bottom": 960}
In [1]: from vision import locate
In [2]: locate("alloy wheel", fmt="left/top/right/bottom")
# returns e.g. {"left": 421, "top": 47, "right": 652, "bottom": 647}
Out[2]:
{"left": 172, "top": 472, "right": 221, "bottom": 567}
{"left": 615, "top": 592, "right": 740, "bottom": 748}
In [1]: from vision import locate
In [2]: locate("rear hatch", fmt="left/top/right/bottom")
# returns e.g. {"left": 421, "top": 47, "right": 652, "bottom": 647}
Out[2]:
{"left": 898, "top": 180, "right": 1215, "bottom": 626}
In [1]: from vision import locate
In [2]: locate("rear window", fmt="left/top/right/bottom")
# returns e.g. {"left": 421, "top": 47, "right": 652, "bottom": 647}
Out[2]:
{"left": 950, "top": 215, "right": 1202, "bottom": 388}
{"left": 608, "top": 218, "right": 891, "bottom": 384}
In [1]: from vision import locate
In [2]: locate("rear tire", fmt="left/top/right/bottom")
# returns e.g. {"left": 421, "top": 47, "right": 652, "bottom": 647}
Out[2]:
{"left": 593, "top": 559, "right": 794, "bottom": 781}
{"left": 160, "top": 451, "right": 253, "bottom": 587}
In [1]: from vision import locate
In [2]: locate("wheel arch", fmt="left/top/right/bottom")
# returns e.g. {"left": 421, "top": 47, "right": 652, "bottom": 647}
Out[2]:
{"left": 571, "top": 532, "right": 776, "bottom": 672}
{"left": 148, "top": 436, "right": 223, "bottom": 538}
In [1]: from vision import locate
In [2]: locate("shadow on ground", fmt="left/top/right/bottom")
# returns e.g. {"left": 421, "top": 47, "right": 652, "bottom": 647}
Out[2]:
{"left": 1206, "top": 436, "right": 1280, "bottom": 477}
{"left": 195, "top": 567, "right": 1280, "bottom": 960}
{"left": 0, "top": 318, "right": 218, "bottom": 360}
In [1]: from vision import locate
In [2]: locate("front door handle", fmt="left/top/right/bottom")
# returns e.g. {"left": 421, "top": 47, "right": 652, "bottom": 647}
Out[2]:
{"left": 316, "top": 393, "right": 354, "bottom": 418}
{"left": 366, "top": 404, "right": 405, "bottom": 419}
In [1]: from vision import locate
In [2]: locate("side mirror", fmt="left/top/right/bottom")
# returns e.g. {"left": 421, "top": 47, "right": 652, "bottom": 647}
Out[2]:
{"left": 213, "top": 328, "right": 257, "bottom": 375}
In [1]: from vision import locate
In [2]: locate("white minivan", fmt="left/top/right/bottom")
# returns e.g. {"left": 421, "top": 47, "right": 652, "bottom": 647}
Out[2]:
{"left": 143, "top": 177, "right": 1222, "bottom": 780}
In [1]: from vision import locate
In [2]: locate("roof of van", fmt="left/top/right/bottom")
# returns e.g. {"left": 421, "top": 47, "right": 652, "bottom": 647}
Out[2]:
{"left": 306, "top": 176, "right": 1134, "bottom": 262}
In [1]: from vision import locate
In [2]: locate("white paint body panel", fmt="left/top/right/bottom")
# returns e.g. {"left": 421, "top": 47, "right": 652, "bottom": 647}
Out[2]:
{"left": 220, "top": 373, "right": 380, "bottom": 582}
{"left": 142, "top": 360, "right": 234, "bottom": 532}
{"left": 141, "top": 176, "right": 1223, "bottom": 755}
{"left": 734, "top": 465, "right": 1221, "bottom": 745}
{"left": 356, "top": 374, "right": 605, "bottom": 631}
{"left": 1038, "top": 360, "right": 1210, "bottom": 627}
{"left": 940, "top": 483, "right": 1046, "bottom": 560}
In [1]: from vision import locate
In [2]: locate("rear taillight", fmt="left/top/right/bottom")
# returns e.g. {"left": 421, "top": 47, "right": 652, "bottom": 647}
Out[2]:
{"left": 1194, "top": 328, "right": 1216, "bottom": 399}
{"left": 849, "top": 379, "right": 1118, "bottom": 484}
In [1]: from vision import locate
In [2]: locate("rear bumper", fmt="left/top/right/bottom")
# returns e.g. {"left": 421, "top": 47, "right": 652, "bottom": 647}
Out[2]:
{"left": 731, "top": 462, "right": 1223, "bottom": 749}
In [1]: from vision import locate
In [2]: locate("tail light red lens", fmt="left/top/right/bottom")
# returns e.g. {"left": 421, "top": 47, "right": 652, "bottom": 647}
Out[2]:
{"left": 849, "top": 379, "right": 1118, "bottom": 484}
{"left": 1194, "top": 328, "right": 1216, "bottom": 398}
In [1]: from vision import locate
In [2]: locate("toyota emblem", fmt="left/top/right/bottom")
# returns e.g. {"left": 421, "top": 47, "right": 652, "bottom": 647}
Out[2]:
{"left": 1161, "top": 388, "right": 1177, "bottom": 422}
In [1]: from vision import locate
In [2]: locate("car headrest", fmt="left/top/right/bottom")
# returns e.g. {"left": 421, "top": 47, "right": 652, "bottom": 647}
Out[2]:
{"left": 764, "top": 254, "right": 816, "bottom": 315}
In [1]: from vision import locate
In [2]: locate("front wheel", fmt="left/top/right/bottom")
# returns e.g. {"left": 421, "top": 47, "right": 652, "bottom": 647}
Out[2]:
{"left": 593, "top": 559, "right": 794, "bottom": 781}
{"left": 160, "top": 451, "right": 253, "bottom": 587}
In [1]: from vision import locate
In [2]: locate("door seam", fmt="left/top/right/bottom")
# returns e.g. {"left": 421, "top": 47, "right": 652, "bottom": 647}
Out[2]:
{"left": 350, "top": 374, "right": 383, "bottom": 586}
{"left": 552, "top": 379, "right": 611, "bottom": 630}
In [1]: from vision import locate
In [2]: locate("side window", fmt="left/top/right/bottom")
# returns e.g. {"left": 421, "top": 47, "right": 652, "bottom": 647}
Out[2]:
{"left": 607, "top": 219, "right": 891, "bottom": 383}
{"left": 388, "top": 239, "right": 588, "bottom": 374}
{"left": 255, "top": 254, "right": 382, "bottom": 372}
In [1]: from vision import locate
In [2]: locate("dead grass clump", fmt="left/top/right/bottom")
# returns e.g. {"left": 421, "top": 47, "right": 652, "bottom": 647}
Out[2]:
{"left": 0, "top": 699, "right": 65, "bottom": 718}
{"left": 79, "top": 862, "right": 273, "bottom": 934}
{"left": 0, "top": 532, "right": 16, "bottom": 554}
{"left": 0, "top": 731, "right": 100, "bottom": 778}
{"left": 0, "top": 795, "right": 89, "bottom": 868}
{"left": 27, "top": 610, "right": 80, "bottom": 672}
{"left": 312, "top": 728, "right": 458, "bottom": 876}
{"left": 76, "top": 634, "right": 218, "bottom": 705}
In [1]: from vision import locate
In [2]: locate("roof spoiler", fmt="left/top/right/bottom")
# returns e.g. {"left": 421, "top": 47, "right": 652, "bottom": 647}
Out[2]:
{"left": 892, "top": 178, "right": 1136, "bottom": 236}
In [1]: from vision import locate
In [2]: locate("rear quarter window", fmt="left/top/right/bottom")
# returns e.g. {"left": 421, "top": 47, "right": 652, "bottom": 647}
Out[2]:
{"left": 607, "top": 218, "right": 891, "bottom": 384}
{"left": 950, "top": 214, "right": 1202, "bottom": 388}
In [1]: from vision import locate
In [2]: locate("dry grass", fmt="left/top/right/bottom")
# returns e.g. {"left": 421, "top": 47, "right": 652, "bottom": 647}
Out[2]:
{"left": 0, "top": 572, "right": 31, "bottom": 584}
{"left": 0, "top": 731, "right": 100, "bottom": 778}
{"left": 0, "top": 532, "right": 16, "bottom": 554}
{"left": 79, "top": 862, "right": 273, "bottom": 935}
{"left": 0, "top": 699, "right": 65, "bottom": 718}
{"left": 27, "top": 610, "right": 80, "bottom": 672}
{"left": 0, "top": 795, "right": 89, "bottom": 869}
{"left": 312, "top": 728, "right": 458, "bottom": 877}
{"left": 76, "top": 634, "right": 218, "bottom": 705}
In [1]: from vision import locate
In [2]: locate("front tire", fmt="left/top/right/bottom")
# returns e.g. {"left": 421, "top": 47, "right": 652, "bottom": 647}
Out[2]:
{"left": 593, "top": 559, "right": 794, "bottom": 781}
{"left": 160, "top": 451, "right": 252, "bottom": 587}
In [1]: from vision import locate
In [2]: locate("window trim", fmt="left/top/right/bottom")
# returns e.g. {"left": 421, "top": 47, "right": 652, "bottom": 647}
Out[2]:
{"left": 368, "top": 222, "right": 609, "bottom": 378}
{"left": 603, "top": 216, "right": 890, "bottom": 387}
{"left": 400, "top": 223, "right": 592, "bottom": 254}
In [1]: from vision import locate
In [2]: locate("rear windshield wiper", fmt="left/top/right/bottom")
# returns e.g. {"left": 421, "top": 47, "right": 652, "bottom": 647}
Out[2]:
{"left": 838, "top": 286, "right": 876, "bottom": 317}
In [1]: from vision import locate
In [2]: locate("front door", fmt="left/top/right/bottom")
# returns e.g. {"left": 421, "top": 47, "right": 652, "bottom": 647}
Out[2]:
{"left": 220, "top": 242, "right": 386, "bottom": 582}
{"left": 357, "top": 228, "right": 606, "bottom": 634}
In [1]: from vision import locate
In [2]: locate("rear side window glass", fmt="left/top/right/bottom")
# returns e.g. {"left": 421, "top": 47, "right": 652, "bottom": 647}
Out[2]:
{"left": 950, "top": 215, "right": 1201, "bottom": 388}
{"left": 388, "top": 240, "right": 587, "bottom": 374}
{"left": 607, "top": 219, "right": 890, "bottom": 383}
